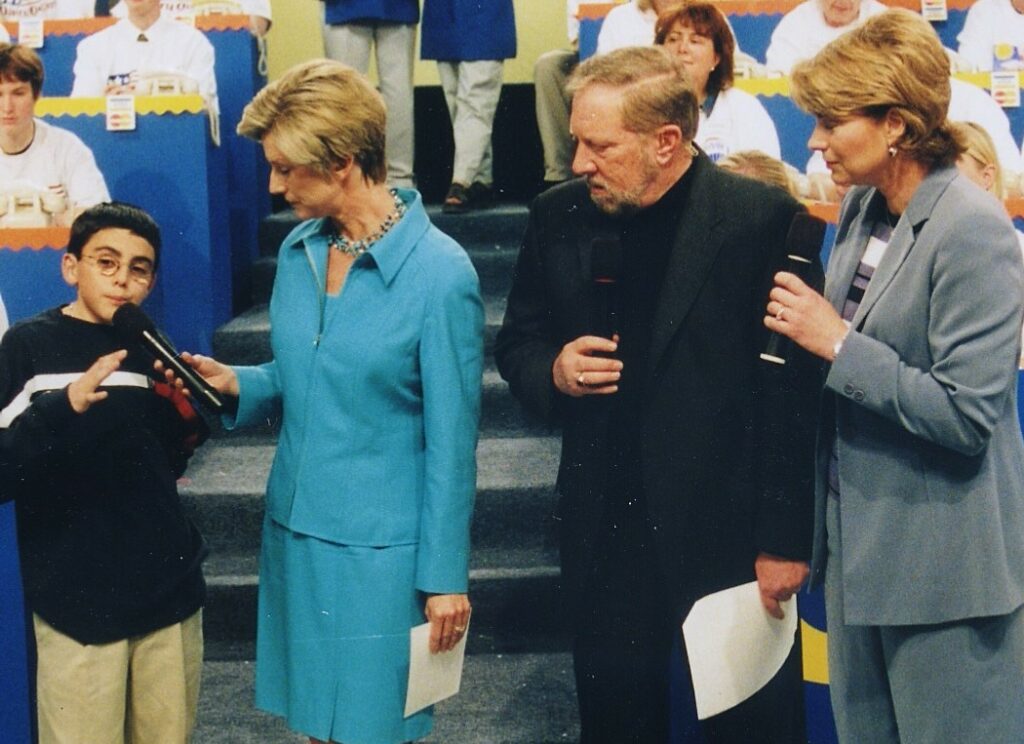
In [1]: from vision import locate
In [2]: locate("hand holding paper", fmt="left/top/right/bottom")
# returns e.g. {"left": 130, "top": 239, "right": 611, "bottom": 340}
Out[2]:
{"left": 682, "top": 581, "right": 798, "bottom": 720}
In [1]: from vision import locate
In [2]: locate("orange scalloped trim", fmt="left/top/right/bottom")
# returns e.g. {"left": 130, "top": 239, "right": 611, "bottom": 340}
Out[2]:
{"left": 34, "top": 95, "right": 206, "bottom": 117}
{"left": 0, "top": 227, "right": 70, "bottom": 251}
{"left": 578, "top": 0, "right": 974, "bottom": 19}
{"left": 2, "top": 13, "right": 248, "bottom": 38}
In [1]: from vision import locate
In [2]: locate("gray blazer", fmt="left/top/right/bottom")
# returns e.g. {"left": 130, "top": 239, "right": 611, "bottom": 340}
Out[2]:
{"left": 810, "top": 165, "right": 1024, "bottom": 626}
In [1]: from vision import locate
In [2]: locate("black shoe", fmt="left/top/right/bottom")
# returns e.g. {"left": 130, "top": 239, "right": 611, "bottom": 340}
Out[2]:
{"left": 443, "top": 182, "right": 470, "bottom": 214}
{"left": 466, "top": 181, "right": 494, "bottom": 208}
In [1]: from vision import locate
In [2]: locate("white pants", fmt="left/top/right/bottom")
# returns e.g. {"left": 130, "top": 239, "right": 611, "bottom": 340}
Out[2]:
{"left": 323, "top": 22, "right": 416, "bottom": 188}
{"left": 437, "top": 60, "right": 504, "bottom": 187}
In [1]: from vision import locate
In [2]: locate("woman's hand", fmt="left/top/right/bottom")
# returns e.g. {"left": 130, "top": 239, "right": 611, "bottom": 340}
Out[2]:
{"left": 424, "top": 593, "right": 471, "bottom": 654}
{"left": 765, "top": 271, "right": 848, "bottom": 361}
{"left": 154, "top": 352, "right": 240, "bottom": 397}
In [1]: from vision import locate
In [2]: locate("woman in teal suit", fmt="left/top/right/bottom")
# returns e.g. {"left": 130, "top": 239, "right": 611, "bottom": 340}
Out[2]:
{"left": 766, "top": 11, "right": 1024, "bottom": 743}
{"left": 178, "top": 60, "right": 484, "bottom": 743}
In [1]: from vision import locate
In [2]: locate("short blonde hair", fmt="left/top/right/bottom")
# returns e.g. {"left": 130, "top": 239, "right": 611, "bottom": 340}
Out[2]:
{"left": 717, "top": 150, "right": 796, "bottom": 196}
{"left": 237, "top": 59, "right": 387, "bottom": 183}
{"left": 791, "top": 9, "right": 963, "bottom": 168}
{"left": 951, "top": 120, "right": 1004, "bottom": 198}
{"left": 567, "top": 46, "right": 699, "bottom": 140}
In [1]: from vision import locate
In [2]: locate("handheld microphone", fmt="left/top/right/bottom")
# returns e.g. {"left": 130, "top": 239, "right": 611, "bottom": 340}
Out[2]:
{"left": 112, "top": 303, "right": 225, "bottom": 412}
{"left": 591, "top": 235, "right": 622, "bottom": 341}
{"left": 760, "top": 213, "right": 827, "bottom": 366}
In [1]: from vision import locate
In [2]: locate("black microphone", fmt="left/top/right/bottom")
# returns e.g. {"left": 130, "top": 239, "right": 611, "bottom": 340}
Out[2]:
{"left": 760, "top": 213, "right": 827, "bottom": 366}
{"left": 112, "top": 303, "right": 225, "bottom": 412}
{"left": 591, "top": 235, "right": 622, "bottom": 342}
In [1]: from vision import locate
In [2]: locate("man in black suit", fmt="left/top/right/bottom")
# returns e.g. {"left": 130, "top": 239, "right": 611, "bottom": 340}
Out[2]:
{"left": 495, "top": 46, "right": 820, "bottom": 743}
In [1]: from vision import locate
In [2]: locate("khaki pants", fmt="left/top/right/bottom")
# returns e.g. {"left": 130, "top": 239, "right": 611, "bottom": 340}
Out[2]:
{"left": 34, "top": 611, "right": 203, "bottom": 744}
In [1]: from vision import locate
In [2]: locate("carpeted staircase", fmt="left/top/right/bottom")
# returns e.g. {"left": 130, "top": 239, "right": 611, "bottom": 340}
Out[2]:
{"left": 183, "top": 205, "right": 582, "bottom": 742}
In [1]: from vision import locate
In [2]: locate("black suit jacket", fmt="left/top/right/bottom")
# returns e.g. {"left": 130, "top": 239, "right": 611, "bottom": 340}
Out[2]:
{"left": 495, "top": 155, "right": 822, "bottom": 620}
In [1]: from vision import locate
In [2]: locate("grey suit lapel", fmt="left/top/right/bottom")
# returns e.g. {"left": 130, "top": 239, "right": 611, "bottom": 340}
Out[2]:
{"left": 649, "top": 157, "right": 725, "bottom": 374}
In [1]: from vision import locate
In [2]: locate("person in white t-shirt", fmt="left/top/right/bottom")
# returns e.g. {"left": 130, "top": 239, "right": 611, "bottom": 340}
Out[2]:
{"left": 0, "top": 0, "right": 93, "bottom": 20}
{"left": 72, "top": 0, "right": 218, "bottom": 114}
{"left": 957, "top": 0, "right": 1024, "bottom": 72}
{"left": 596, "top": 0, "right": 670, "bottom": 55}
{"left": 765, "top": 0, "right": 888, "bottom": 74}
{"left": 111, "top": 0, "right": 272, "bottom": 37}
{"left": 656, "top": 3, "right": 780, "bottom": 161}
{"left": 0, "top": 43, "right": 110, "bottom": 225}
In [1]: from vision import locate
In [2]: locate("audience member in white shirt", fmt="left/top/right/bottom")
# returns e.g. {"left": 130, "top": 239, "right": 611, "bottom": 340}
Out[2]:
{"left": 596, "top": 0, "right": 670, "bottom": 55}
{"left": 0, "top": 43, "right": 110, "bottom": 225}
{"left": 656, "top": 3, "right": 780, "bottom": 161}
{"left": 957, "top": 0, "right": 1024, "bottom": 72}
{"left": 765, "top": 0, "right": 887, "bottom": 74}
{"left": 72, "top": 0, "right": 218, "bottom": 114}
{"left": 0, "top": 0, "right": 93, "bottom": 19}
{"left": 111, "top": 0, "right": 272, "bottom": 37}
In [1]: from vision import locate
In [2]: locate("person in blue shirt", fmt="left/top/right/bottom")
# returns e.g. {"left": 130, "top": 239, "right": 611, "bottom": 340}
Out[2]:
{"left": 421, "top": 0, "right": 515, "bottom": 212}
{"left": 170, "top": 59, "right": 484, "bottom": 744}
{"left": 321, "top": 0, "right": 418, "bottom": 188}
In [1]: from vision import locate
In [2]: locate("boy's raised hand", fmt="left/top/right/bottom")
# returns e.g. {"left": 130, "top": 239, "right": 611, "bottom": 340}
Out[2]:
{"left": 67, "top": 349, "right": 127, "bottom": 413}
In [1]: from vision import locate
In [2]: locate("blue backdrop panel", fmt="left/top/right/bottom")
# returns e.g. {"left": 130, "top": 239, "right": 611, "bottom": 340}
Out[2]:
{"left": 1, "top": 108, "right": 231, "bottom": 354}
{"left": 758, "top": 93, "right": 815, "bottom": 169}
{"left": 729, "top": 13, "right": 782, "bottom": 66}
{"left": 0, "top": 503, "right": 32, "bottom": 744}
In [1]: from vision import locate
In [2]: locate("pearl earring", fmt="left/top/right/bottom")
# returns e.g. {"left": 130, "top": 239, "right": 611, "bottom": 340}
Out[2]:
{"left": 888, "top": 145, "right": 897, "bottom": 158}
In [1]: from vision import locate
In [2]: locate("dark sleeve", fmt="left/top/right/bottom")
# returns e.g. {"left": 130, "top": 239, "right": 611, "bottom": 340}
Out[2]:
{"left": 0, "top": 331, "right": 78, "bottom": 503}
{"left": 752, "top": 198, "right": 825, "bottom": 561}
{"left": 494, "top": 203, "right": 565, "bottom": 423}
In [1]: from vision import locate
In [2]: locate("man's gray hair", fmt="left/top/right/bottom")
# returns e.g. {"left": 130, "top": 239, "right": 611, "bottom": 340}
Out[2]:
{"left": 566, "top": 46, "right": 699, "bottom": 140}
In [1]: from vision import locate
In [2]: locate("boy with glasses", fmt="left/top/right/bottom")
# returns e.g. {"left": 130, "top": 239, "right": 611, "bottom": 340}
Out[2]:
{"left": 0, "top": 202, "right": 208, "bottom": 744}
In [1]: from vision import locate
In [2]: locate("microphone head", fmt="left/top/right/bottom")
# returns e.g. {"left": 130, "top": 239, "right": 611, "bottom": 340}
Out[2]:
{"left": 111, "top": 302, "right": 155, "bottom": 343}
{"left": 784, "top": 213, "right": 827, "bottom": 261}
{"left": 591, "top": 236, "right": 623, "bottom": 284}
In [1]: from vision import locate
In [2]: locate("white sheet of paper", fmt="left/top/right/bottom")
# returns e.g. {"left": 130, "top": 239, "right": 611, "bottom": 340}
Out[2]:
{"left": 404, "top": 619, "right": 469, "bottom": 717}
{"left": 681, "top": 581, "right": 797, "bottom": 720}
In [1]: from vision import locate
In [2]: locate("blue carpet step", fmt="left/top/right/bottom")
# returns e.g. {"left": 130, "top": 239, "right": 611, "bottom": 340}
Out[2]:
{"left": 180, "top": 436, "right": 561, "bottom": 554}
{"left": 195, "top": 652, "right": 578, "bottom": 743}
{"left": 258, "top": 204, "right": 530, "bottom": 260}
{"left": 213, "top": 294, "right": 508, "bottom": 365}
{"left": 250, "top": 236, "right": 521, "bottom": 307}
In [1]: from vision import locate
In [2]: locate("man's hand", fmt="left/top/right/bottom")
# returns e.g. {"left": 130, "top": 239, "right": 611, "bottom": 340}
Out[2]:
{"left": 552, "top": 335, "right": 622, "bottom": 397}
{"left": 424, "top": 593, "right": 471, "bottom": 654}
{"left": 67, "top": 349, "right": 127, "bottom": 413}
{"left": 754, "top": 552, "right": 809, "bottom": 619}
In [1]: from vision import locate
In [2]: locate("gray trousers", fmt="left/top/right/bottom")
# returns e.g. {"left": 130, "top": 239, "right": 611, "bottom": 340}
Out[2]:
{"left": 437, "top": 60, "right": 503, "bottom": 187}
{"left": 825, "top": 494, "right": 1024, "bottom": 743}
{"left": 533, "top": 48, "right": 577, "bottom": 182}
{"left": 323, "top": 22, "right": 416, "bottom": 188}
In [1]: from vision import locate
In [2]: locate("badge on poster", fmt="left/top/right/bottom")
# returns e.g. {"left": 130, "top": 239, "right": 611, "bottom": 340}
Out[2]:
{"left": 18, "top": 19, "right": 44, "bottom": 49}
{"left": 920, "top": 0, "right": 947, "bottom": 22}
{"left": 106, "top": 95, "right": 138, "bottom": 132}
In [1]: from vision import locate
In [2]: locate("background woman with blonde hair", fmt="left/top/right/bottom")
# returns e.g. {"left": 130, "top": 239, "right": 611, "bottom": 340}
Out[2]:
{"left": 766, "top": 10, "right": 1024, "bottom": 742}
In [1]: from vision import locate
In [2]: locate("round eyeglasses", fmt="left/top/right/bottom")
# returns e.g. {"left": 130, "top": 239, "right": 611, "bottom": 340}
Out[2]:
{"left": 80, "top": 254, "right": 154, "bottom": 284}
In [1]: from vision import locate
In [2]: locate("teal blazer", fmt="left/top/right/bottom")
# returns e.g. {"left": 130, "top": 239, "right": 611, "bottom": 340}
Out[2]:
{"left": 231, "top": 190, "right": 484, "bottom": 594}
{"left": 811, "top": 166, "right": 1024, "bottom": 625}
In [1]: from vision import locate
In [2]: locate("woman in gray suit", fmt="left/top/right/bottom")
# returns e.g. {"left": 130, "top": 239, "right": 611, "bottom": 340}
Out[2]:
{"left": 765, "top": 9, "right": 1024, "bottom": 743}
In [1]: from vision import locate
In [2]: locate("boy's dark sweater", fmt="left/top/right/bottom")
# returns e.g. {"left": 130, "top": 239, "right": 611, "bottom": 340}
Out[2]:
{"left": 0, "top": 307, "right": 207, "bottom": 644}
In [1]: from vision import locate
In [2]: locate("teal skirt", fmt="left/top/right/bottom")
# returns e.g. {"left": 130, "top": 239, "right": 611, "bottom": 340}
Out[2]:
{"left": 254, "top": 516, "right": 432, "bottom": 744}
